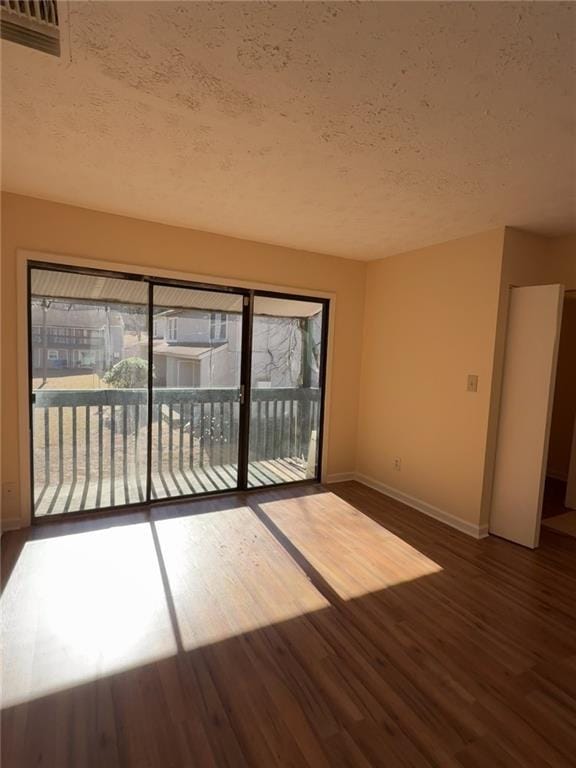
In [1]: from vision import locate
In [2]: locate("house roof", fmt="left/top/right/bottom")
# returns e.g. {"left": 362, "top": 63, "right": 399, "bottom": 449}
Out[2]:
{"left": 152, "top": 341, "right": 226, "bottom": 360}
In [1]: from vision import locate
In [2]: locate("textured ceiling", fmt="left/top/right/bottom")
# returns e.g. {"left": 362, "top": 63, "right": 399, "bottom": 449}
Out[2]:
{"left": 2, "top": 1, "right": 575, "bottom": 260}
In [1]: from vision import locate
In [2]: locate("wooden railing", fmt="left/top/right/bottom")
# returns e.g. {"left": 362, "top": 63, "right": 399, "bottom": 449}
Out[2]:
{"left": 32, "top": 387, "right": 321, "bottom": 508}
{"left": 248, "top": 387, "right": 320, "bottom": 464}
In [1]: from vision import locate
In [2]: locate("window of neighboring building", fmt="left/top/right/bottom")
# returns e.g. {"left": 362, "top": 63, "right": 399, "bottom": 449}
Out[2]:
{"left": 210, "top": 312, "right": 227, "bottom": 341}
{"left": 167, "top": 317, "right": 178, "bottom": 341}
{"left": 75, "top": 350, "right": 96, "bottom": 367}
{"left": 47, "top": 350, "right": 59, "bottom": 360}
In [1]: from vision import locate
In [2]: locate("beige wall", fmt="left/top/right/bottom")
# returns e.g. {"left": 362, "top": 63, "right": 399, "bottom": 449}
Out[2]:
{"left": 548, "top": 234, "right": 576, "bottom": 290}
{"left": 501, "top": 229, "right": 576, "bottom": 290}
{"left": 356, "top": 228, "right": 574, "bottom": 533}
{"left": 2, "top": 191, "right": 573, "bottom": 534}
{"left": 1, "top": 192, "right": 366, "bottom": 525}
{"left": 356, "top": 229, "right": 506, "bottom": 530}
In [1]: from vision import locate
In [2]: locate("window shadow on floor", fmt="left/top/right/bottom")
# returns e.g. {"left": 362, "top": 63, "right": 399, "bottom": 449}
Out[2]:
{"left": 2, "top": 482, "right": 576, "bottom": 767}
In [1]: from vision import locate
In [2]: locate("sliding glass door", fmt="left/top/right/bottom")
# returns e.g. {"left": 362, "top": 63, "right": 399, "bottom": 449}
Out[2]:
{"left": 151, "top": 284, "right": 244, "bottom": 500}
{"left": 29, "top": 264, "right": 328, "bottom": 518}
{"left": 30, "top": 267, "right": 150, "bottom": 516}
{"left": 248, "top": 295, "right": 327, "bottom": 487}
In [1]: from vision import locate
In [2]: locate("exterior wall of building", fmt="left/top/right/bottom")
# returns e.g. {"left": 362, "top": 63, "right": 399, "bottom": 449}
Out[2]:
{"left": 165, "top": 357, "right": 179, "bottom": 388}
{"left": 198, "top": 347, "right": 240, "bottom": 388}
{"left": 32, "top": 346, "right": 104, "bottom": 370}
{"left": 156, "top": 313, "right": 320, "bottom": 389}
{"left": 163, "top": 357, "right": 200, "bottom": 388}
{"left": 158, "top": 313, "right": 230, "bottom": 345}
{"left": 30, "top": 310, "right": 124, "bottom": 374}
{"left": 154, "top": 354, "right": 167, "bottom": 386}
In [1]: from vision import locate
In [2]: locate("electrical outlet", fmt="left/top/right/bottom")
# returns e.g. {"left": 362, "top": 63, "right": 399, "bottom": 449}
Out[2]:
{"left": 393, "top": 457, "right": 402, "bottom": 471}
{"left": 467, "top": 374, "right": 479, "bottom": 393}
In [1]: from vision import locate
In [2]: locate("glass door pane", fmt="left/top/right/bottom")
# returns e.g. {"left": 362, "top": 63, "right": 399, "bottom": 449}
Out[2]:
{"left": 247, "top": 295, "right": 326, "bottom": 487}
{"left": 151, "top": 285, "right": 244, "bottom": 500}
{"left": 30, "top": 267, "right": 149, "bottom": 516}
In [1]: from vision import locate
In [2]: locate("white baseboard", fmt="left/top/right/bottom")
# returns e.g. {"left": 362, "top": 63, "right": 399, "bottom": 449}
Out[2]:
{"left": 354, "top": 473, "right": 489, "bottom": 540}
{"left": 325, "top": 472, "right": 355, "bottom": 484}
{"left": 0, "top": 476, "right": 489, "bottom": 541}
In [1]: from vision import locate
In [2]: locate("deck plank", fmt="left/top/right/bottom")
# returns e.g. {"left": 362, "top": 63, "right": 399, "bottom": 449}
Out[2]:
{"left": 35, "top": 458, "right": 304, "bottom": 515}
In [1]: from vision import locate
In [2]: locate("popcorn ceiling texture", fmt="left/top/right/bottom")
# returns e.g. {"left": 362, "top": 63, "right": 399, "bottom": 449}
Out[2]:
{"left": 2, "top": 1, "right": 574, "bottom": 259}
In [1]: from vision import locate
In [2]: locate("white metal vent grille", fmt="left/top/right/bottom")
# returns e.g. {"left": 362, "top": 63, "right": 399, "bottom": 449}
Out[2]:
{"left": 0, "top": 0, "right": 60, "bottom": 56}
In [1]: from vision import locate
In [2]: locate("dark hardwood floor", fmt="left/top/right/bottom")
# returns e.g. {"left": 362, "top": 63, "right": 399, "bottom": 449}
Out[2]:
{"left": 2, "top": 481, "right": 576, "bottom": 767}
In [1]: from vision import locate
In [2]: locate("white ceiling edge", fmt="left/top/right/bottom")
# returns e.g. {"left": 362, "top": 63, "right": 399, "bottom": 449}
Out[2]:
{"left": 5, "top": 186, "right": 571, "bottom": 265}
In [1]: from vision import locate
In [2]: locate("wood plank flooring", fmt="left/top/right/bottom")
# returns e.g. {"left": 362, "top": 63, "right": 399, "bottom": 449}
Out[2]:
{"left": 2, "top": 481, "right": 576, "bottom": 767}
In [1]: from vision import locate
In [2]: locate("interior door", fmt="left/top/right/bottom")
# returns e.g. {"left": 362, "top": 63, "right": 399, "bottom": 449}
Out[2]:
{"left": 490, "top": 284, "right": 564, "bottom": 548}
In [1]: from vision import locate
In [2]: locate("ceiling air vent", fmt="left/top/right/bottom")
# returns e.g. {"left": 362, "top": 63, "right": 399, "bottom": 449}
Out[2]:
{"left": 1, "top": 0, "right": 60, "bottom": 56}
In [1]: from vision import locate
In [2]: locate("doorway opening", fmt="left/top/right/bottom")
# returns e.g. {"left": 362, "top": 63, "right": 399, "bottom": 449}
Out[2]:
{"left": 28, "top": 263, "right": 329, "bottom": 519}
{"left": 541, "top": 292, "right": 576, "bottom": 539}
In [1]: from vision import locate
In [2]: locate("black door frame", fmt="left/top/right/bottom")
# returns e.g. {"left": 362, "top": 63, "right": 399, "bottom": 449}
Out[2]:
{"left": 27, "top": 261, "right": 330, "bottom": 523}
{"left": 147, "top": 278, "right": 250, "bottom": 503}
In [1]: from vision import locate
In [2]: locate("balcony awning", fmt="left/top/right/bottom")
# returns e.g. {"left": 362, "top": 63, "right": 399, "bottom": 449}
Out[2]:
{"left": 31, "top": 268, "right": 323, "bottom": 318}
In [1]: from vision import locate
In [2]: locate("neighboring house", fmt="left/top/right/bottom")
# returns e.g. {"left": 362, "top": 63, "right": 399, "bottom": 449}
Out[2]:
{"left": 152, "top": 310, "right": 242, "bottom": 388}
{"left": 153, "top": 310, "right": 230, "bottom": 346}
{"left": 152, "top": 309, "right": 321, "bottom": 389}
{"left": 31, "top": 304, "right": 125, "bottom": 373}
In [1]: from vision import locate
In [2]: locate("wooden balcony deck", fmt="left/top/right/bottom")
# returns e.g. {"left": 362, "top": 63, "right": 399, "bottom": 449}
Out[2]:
{"left": 34, "top": 457, "right": 309, "bottom": 516}
{"left": 32, "top": 386, "right": 319, "bottom": 517}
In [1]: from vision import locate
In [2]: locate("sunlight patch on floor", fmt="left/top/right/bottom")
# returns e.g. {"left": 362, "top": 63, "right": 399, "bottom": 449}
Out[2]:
{"left": 257, "top": 491, "right": 443, "bottom": 600}
{"left": 153, "top": 505, "right": 330, "bottom": 652}
{"left": 1, "top": 522, "right": 177, "bottom": 709}
{"left": 1, "top": 491, "right": 442, "bottom": 710}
